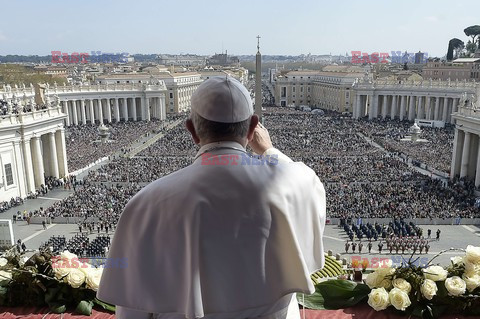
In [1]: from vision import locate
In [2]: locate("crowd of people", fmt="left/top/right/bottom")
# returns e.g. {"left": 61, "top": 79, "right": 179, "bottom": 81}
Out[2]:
{"left": 40, "top": 234, "right": 111, "bottom": 257}
{"left": 14, "top": 108, "right": 477, "bottom": 235}
{"left": 32, "top": 181, "right": 142, "bottom": 225}
{"left": 65, "top": 119, "right": 171, "bottom": 172}
{"left": 357, "top": 119, "right": 454, "bottom": 173}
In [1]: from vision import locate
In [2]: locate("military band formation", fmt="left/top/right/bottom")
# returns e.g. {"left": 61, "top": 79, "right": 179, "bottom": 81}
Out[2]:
{"left": 341, "top": 218, "right": 440, "bottom": 255}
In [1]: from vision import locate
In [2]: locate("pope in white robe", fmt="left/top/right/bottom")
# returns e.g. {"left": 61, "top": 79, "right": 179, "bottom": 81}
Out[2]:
{"left": 97, "top": 77, "right": 326, "bottom": 319}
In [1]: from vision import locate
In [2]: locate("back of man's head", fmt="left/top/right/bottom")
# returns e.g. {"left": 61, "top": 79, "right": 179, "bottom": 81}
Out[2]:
{"left": 189, "top": 77, "right": 254, "bottom": 141}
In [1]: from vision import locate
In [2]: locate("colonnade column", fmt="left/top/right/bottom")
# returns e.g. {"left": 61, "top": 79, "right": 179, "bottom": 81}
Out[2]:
{"left": 475, "top": 143, "right": 480, "bottom": 187}
{"left": 425, "top": 96, "right": 432, "bottom": 120}
{"left": 399, "top": 96, "right": 406, "bottom": 120}
{"left": 22, "top": 138, "right": 36, "bottom": 194}
{"left": 72, "top": 101, "right": 78, "bottom": 125}
{"left": 381, "top": 95, "right": 387, "bottom": 119}
{"left": 442, "top": 97, "right": 449, "bottom": 122}
{"left": 434, "top": 97, "right": 440, "bottom": 121}
{"left": 97, "top": 99, "right": 104, "bottom": 124}
{"left": 460, "top": 132, "right": 471, "bottom": 178}
{"left": 132, "top": 98, "right": 137, "bottom": 121}
{"left": 408, "top": 96, "right": 416, "bottom": 121}
{"left": 451, "top": 129, "right": 463, "bottom": 178}
{"left": 80, "top": 100, "right": 87, "bottom": 125}
{"left": 122, "top": 98, "right": 128, "bottom": 121}
{"left": 373, "top": 94, "right": 379, "bottom": 119}
{"left": 106, "top": 98, "right": 112, "bottom": 123}
{"left": 55, "top": 129, "right": 68, "bottom": 177}
{"left": 31, "top": 136, "right": 45, "bottom": 188}
{"left": 63, "top": 101, "right": 71, "bottom": 126}
{"left": 114, "top": 98, "right": 120, "bottom": 122}
{"left": 417, "top": 96, "right": 424, "bottom": 119}
{"left": 390, "top": 95, "right": 397, "bottom": 120}
{"left": 48, "top": 132, "right": 59, "bottom": 178}
{"left": 145, "top": 97, "right": 151, "bottom": 121}
{"left": 87, "top": 100, "right": 94, "bottom": 124}
{"left": 354, "top": 94, "right": 361, "bottom": 119}
{"left": 159, "top": 96, "right": 166, "bottom": 120}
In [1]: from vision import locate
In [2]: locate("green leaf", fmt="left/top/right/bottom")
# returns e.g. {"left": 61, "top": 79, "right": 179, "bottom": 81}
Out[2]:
{"left": 93, "top": 297, "right": 116, "bottom": 313}
{"left": 75, "top": 300, "right": 93, "bottom": 315}
{"left": 0, "top": 286, "right": 7, "bottom": 306}
{"left": 297, "top": 292, "right": 326, "bottom": 310}
{"left": 50, "top": 303, "right": 67, "bottom": 314}
{"left": 317, "top": 280, "right": 358, "bottom": 298}
{"left": 411, "top": 305, "right": 425, "bottom": 318}
{"left": 299, "top": 280, "right": 371, "bottom": 310}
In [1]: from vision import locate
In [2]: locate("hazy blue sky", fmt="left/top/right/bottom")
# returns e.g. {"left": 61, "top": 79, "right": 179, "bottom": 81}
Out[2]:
{"left": 0, "top": 0, "right": 478, "bottom": 57}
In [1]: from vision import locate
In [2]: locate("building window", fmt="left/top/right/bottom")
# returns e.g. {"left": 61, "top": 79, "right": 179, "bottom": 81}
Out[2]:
{"left": 170, "top": 93, "right": 173, "bottom": 99}
{"left": 293, "top": 87, "right": 296, "bottom": 93}
{"left": 4, "top": 164, "right": 13, "bottom": 186}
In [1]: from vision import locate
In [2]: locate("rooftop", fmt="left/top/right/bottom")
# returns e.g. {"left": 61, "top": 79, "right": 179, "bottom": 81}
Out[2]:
{"left": 452, "top": 58, "right": 480, "bottom": 63}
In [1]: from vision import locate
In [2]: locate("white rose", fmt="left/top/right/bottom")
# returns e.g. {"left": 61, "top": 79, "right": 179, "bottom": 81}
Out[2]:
{"left": 0, "top": 257, "right": 8, "bottom": 267}
{"left": 377, "top": 266, "right": 395, "bottom": 278}
{"left": 0, "top": 270, "right": 12, "bottom": 286}
{"left": 66, "top": 268, "right": 86, "bottom": 288}
{"left": 389, "top": 287, "right": 411, "bottom": 311}
{"left": 450, "top": 256, "right": 464, "bottom": 266}
{"left": 421, "top": 279, "right": 438, "bottom": 300}
{"left": 85, "top": 268, "right": 103, "bottom": 291}
{"left": 378, "top": 278, "right": 393, "bottom": 290}
{"left": 462, "top": 273, "right": 480, "bottom": 292}
{"left": 423, "top": 265, "right": 448, "bottom": 281}
{"left": 445, "top": 276, "right": 466, "bottom": 296}
{"left": 464, "top": 261, "right": 480, "bottom": 277}
{"left": 465, "top": 245, "right": 480, "bottom": 264}
{"left": 53, "top": 264, "right": 71, "bottom": 280}
{"left": 365, "top": 272, "right": 379, "bottom": 289}
{"left": 60, "top": 250, "right": 78, "bottom": 262}
{"left": 393, "top": 278, "right": 412, "bottom": 294}
{"left": 367, "top": 287, "right": 390, "bottom": 311}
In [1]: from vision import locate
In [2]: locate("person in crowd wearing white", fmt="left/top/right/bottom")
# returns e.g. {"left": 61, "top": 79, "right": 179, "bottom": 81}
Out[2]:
{"left": 97, "top": 76, "right": 326, "bottom": 319}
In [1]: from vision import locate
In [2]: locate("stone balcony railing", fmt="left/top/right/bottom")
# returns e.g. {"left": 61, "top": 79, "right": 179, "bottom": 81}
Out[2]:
{"left": 1, "top": 82, "right": 168, "bottom": 100}
{"left": 45, "top": 82, "right": 167, "bottom": 94}
{"left": 455, "top": 105, "right": 480, "bottom": 119}
{"left": 0, "top": 105, "right": 65, "bottom": 127}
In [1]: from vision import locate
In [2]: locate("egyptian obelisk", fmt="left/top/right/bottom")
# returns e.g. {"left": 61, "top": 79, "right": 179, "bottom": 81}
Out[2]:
{"left": 255, "top": 35, "right": 263, "bottom": 123}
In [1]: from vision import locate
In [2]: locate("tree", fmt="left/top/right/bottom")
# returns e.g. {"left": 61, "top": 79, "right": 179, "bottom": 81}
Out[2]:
{"left": 464, "top": 25, "right": 480, "bottom": 44}
{"left": 466, "top": 40, "right": 477, "bottom": 56}
{"left": 447, "top": 38, "right": 465, "bottom": 61}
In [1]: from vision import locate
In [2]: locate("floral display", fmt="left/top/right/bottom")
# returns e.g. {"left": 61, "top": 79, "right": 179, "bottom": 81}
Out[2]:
{"left": 0, "top": 248, "right": 114, "bottom": 315}
{"left": 299, "top": 245, "right": 480, "bottom": 318}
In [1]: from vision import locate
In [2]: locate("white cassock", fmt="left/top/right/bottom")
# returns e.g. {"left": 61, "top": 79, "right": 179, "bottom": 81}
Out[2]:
{"left": 97, "top": 141, "right": 326, "bottom": 319}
